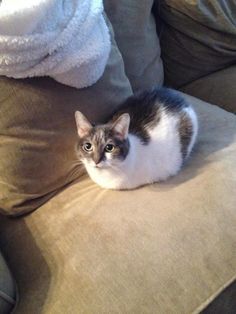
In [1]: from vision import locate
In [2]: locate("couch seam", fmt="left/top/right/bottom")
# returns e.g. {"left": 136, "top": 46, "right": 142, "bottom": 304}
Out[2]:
{"left": 192, "top": 274, "right": 236, "bottom": 314}
{"left": 0, "top": 289, "right": 16, "bottom": 305}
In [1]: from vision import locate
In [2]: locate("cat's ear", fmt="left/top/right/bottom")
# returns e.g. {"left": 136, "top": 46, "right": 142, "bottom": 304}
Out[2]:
{"left": 75, "top": 111, "right": 92, "bottom": 138}
{"left": 112, "top": 113, "right": 130, "bottom": 140}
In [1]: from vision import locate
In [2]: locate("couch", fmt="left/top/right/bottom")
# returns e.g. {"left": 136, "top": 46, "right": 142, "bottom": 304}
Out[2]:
{"left": 0, "top": 1, "right": 236, "bottom": 313}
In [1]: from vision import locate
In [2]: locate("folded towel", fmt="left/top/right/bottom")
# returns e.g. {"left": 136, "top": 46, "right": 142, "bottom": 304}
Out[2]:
{"left": 0, "top": 0, "right": 111, "bottom": 89}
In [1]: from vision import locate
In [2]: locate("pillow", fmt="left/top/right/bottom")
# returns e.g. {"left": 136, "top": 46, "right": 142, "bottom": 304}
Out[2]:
{"left": 0, "top": 19, "right": 132, "bottom": 216}
{"left": 104, "top": 0, "right": 163, "bottom": 92}
{"left": 180, "top": 65, "right": 236, "bottom": 113}
{"left": 158, "top": 0, "right": 236, "bottom": 87}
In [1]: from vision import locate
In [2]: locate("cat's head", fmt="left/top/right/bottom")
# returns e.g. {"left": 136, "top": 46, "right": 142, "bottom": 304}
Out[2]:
{"left": 75, "top": 111, "right": 130, "bottom": 169}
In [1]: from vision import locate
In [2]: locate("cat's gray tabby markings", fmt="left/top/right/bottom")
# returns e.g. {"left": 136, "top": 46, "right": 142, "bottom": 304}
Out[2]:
{"left": 110, "top": 87, "right": 193, "bottom": 156}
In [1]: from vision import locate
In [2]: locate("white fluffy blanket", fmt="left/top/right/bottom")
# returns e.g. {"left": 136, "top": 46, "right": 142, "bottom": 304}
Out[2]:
{"left": 0, "top": 0, "right": 111, "bottom": 88}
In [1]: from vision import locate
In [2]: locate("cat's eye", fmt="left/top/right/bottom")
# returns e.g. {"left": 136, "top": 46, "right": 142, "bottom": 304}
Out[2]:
{"left": 83, "top": 142, "right": 93, "bottom": 152}
{"left": 105, "top": 144, "right": 115, "bottom": 152}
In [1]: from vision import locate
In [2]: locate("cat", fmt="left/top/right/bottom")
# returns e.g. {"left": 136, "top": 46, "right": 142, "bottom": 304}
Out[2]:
{"left": 75, "top": 87, "right": 198, "bottom": 190}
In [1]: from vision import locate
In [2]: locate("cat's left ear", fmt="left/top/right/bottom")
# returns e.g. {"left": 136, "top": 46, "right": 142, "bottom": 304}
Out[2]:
{"left": 112, "top": 113, "right": 130, "bottom": 140}
{"left": 75, "top": 111, "right": 92, "bottom": 138}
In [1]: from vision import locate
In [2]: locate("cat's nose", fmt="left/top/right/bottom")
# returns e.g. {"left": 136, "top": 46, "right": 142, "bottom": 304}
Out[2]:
{"left": 94, "top": 155, "right": 103, "bottom": 165}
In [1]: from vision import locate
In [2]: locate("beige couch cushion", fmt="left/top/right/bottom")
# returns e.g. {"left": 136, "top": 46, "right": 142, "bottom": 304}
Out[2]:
{"left": 0, "top": 95, "right": 235, "bottom": 313}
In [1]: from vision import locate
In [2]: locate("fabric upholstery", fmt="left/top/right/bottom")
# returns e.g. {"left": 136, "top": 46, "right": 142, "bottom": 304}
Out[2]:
{"left": 0, "top": 20, "right": 132, "bottom": 216}
{"left": 180, "top": 66, "right": 236, "bottom": 114}
{"left": 158, "top": 0, "right": 236, "bottom": 88}
{"left": 104, "top": 0, "right": 163, "bottom": 92}
{"left": 201, "top": 280, "right": 236, "bottom": 314}
{"left": 0, "top": 95, "right": 235, "bottom": 313}
{"left": 0, "top": 252, "right": 17, "bottom": 314}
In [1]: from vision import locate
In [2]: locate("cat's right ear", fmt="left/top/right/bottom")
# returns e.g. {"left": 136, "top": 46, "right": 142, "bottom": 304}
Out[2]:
{"left": 75, "top": 111, "right": 92, "bottom": 138}
{"left": 111, "top": 113, "right": 130, "bottom": 140}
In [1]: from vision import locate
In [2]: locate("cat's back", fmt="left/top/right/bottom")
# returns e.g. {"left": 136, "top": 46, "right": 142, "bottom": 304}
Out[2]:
{"left": 116, "top": 87, "right": 188, "bottom": 116}
{"left": 112, "top": 87, "right": 198, "bottom": 161}
{"left": 111, "top": 87, "right": 190, "bottom": 143}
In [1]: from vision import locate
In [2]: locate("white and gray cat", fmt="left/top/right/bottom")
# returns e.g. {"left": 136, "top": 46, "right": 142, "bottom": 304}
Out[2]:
{"left": 75, "top": 87, "right": 198, "bottom": 189}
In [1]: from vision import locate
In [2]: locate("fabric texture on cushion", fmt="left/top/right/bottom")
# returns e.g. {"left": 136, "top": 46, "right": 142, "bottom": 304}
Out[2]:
{"left": 104, "top": 0, "right": 163, "bottom": 92}
{"left": 0, "top": 95, "right": 235, "bottom": 313}
{"left": 0, "top": 18, "right": 132, "bottom": 216}
{"left": 158, "top": 0, "right": 236, "bottom": 88}
{"left": 180, "top": 65, "right": 236, "bottom": 114}
{"left": 0, "top": 251, "right": 17, "bottom": 314}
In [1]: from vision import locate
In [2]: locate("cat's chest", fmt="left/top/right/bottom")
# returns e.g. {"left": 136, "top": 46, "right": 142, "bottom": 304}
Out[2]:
{"left": 85, "top": 165, "right": 127, "bottom": 189}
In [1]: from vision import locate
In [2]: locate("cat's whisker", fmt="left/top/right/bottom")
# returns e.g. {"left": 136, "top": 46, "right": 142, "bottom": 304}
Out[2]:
{"left": 70, "top": 159, "right": 83, "bottom": 167}
{"left": 66, "top": 166, "right": 84, "bottom": 183}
